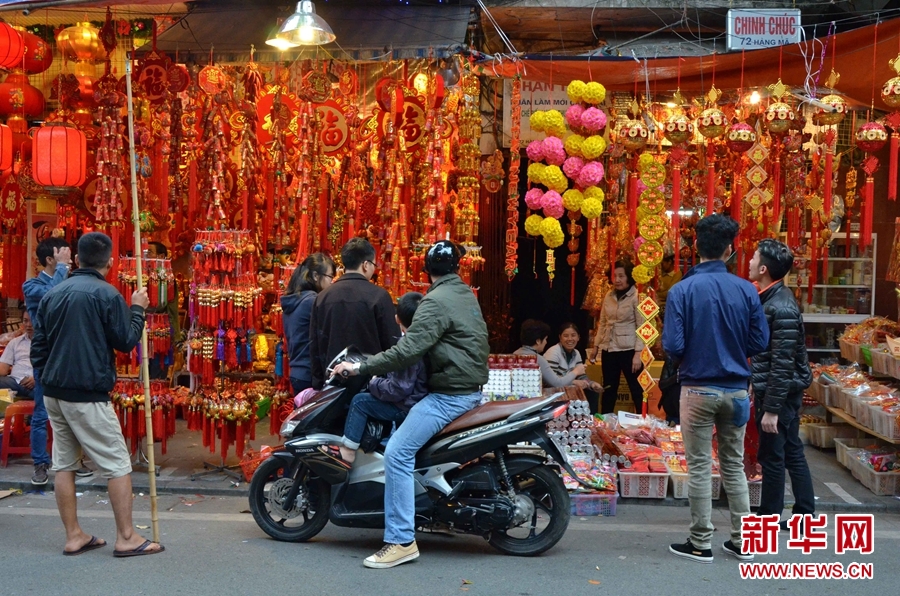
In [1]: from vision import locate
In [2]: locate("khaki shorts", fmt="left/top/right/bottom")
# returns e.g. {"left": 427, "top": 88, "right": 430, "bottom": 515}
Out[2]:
{"left": 44, "top": 396, "right": 132, "bottom": 479}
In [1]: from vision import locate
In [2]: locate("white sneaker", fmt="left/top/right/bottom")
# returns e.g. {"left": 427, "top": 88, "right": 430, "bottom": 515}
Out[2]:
{"left": 363, "top": 542, "right": 420, "bottom": 569}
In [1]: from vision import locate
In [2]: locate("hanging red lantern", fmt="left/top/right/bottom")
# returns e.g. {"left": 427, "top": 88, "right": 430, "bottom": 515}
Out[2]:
{"left": 31, "top": 124, "right": 87, "bottom": 193}
{"left": 0, "top": 123, "right": 12, "bottom": 171}
{"left": 15, "top": 28, "right": 53, "bottom": 74}
{"left": 0, "top": 71, "right": 46, "bottom": 117}
{"left": 0, "top": 23, "right": 24, "bottom": 70}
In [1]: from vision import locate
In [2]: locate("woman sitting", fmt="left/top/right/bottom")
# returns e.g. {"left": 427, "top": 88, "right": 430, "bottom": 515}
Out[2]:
{"left": 544, "top": 322, "right": 602, "bottom": 413}
{"left": 514, "top": 319, "right": 585, "bottom": 388}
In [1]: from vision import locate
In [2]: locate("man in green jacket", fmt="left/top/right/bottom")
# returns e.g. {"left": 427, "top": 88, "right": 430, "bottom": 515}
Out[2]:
{"left": 332, "top": 240, "right": 489, "bottom": 569}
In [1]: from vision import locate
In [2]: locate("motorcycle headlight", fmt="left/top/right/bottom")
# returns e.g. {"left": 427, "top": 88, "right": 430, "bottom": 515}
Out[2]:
{"left": 280, "top": 417, "right": 301, "bottom": 438}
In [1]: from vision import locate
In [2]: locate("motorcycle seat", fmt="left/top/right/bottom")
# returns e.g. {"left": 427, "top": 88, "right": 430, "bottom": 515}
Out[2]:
{"left": 437, "top": 395, "right": 547, "bottom": 436}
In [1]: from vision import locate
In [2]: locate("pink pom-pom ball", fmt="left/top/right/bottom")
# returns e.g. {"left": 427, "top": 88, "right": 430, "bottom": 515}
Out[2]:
{"left": 635, "top": 179, "right": 648, "bottom": 195}
{"left": 524, "top": 188, "right": 544, "bottom": 210}
{"left": 576, "top": 161, "right": 605, "bottom": 188}
{"left": 526, "top": 140, "right": 545, "bottom": 162}
{"left": 541, "top": 190, "right": 565, "bottom": 219}
{"left": 542, "top": 136, "right": 566, "bottom": 166}
{"left": 580, "top": 107, "right": 607, "bottom": 132}
{"left": 563, "top": 156, "right": 585, "bottom": 179}
{"left": 633, "top": 237, "right": 646, "bottom": 252}
{"left": 565, "top": 104, "right": 585, "bottom": 128}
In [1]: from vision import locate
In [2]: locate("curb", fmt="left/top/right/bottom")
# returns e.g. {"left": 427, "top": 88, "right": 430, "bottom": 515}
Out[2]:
{"left": 0, "top": 479, "right": 249, "bottom": 498}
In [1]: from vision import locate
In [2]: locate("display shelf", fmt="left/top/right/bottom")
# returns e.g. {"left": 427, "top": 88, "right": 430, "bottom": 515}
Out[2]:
{"left": 824, "top": 405, "right": 900, "bottom": 445}
{"left": 810, "top": 284, "right": 870, "bottom": 289}
{"left": 802, "top": 314, "right": 870, "bottom": 324}
{"left": 807, "top": 348, "right": 841, "bottom": 353}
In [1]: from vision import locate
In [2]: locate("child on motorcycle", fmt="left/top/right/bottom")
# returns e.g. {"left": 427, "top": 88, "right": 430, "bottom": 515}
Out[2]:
{"left": 338, "top": 292, "right": 428, "bottom": 463}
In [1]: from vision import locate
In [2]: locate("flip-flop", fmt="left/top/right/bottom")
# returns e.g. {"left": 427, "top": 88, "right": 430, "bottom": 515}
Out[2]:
{"left": 113, "top": 539, "right": 165, "bottom": 558}
{"left": 63, "top": 536, "right": 107, "bottom": 556}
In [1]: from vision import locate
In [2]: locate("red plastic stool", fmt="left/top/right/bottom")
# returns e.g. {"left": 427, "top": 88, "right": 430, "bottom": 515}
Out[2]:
{"left": 1, "top": 401, "right": 53, "bottom": 467}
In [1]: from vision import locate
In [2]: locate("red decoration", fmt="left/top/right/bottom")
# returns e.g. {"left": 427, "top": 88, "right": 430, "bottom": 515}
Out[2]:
{"left": 0, "top": 23, "right": 24, "bottom": 70}
{"left": 18, "top": 29, "right": 52, "bottom": 74}
{"left": 860, "top": 156, "right": 879, "bottom": 249}
{"left": 0, "top": 71, "right": 45, "bottom": 117}
{"left": 885, "top": 112, "right": 900, "bottom": 201}
{"left": 32, "top": 124, "right": 87, "bottom": 191}
{"left": 0, "top": 123, "right": 11, "bottom": 172}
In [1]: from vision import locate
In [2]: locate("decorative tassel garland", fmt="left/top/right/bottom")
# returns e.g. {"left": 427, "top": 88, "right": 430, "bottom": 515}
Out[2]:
{"left": 706, "top": 143, "right": 716, "bottom": 214}
{"left": 628, "top": 171, "right": 638, "bottom": 239}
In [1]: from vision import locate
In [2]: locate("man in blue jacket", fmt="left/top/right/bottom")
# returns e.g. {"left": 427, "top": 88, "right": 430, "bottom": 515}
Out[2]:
{"left": 662, "top": 215, "right": 769, "bottom": 564}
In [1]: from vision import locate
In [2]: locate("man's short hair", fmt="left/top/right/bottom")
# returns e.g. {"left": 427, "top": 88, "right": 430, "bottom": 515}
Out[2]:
{"left": 77, "top": 232, "right": 113, "bottom": 270}
{"left": 396, "top": 292, "right": 423, "bottom": 328}
{"left": 662, "top": 253, "right": 675, "bottom": 263}
{"left": 695, "top": 214, "right": 740, "bottom": 260}
{"left": 341, "top": 237, "right": 376, "bottom": 271}
{"left": 757, "top": 238, "right": 794, "bottom": 281}
{"left": 147, "top": 241, "right": 168, "bottom": 257}
{"left": 35, "top": 237, "right": 70, "bottom": 268}
{"left": 520, "top": 319, "right": 551, "bottom": 347}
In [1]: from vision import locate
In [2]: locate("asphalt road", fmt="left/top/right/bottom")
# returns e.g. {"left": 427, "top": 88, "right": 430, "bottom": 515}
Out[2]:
{"left": 1, "top": 490, "right": 896, "bottom": 596}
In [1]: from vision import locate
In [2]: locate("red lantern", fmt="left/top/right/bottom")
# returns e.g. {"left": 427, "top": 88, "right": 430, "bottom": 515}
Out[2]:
{"left": 0, "top": 23, "right": 24, "bottom": 70}
{"left": 17, "top": 29, "right": 52, "bottom": 74}
{"left": 32, "top": 124, "right": 87, "bottom": 192}
{"left": 0, "top": 123, "right": 12, "bottom": 171}
{"left": 0, "top": 71, "right": 45, "bottom": 117}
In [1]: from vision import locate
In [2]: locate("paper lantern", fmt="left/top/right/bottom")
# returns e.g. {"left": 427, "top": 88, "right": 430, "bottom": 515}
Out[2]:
{"left": 56, "top": 22, "right": 104, "bottom": 63}
{"left": 0, "top": 123, "right": 12, "bottom": 171}
{"left": 697, "top": 108, "right": 726, "bottom": 139}
{"left": 0, "top": 71, "right": 45, "bottom": 117}
{"left": 855, "top": 122, "right": 888, "bottom": 153}
{"left": 16, "top": 28, "right": 52, "bottom": 74}
{"left": 664, "top": 113, "right": 693, "bottom": 145}
{"left": 725, "top": 122, "right": 757, "bottom": 153}
{"left": 619, "top": 119, "right": 648, "bottom": 152}
{"left": 813, "top": 94, "right": 847, "bottom": 126}
{"left": 32, "top": 124, "right": 87, "bottom": 192}
{"left": 0, "top": 23, "right": 24, "bottom": 70}
{"left": 765, "top": 102, "right": 795, "bottom": 135}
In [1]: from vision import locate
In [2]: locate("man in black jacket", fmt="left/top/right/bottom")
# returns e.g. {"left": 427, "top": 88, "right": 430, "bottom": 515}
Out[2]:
{"left": 31, "top": 232, "right": 164, "bottom": 557}
{"left": 309, "top": 238, "right": 400, "bottom": 389}
{"left": 748, "top": 238, "right": 815, "bottom": 528}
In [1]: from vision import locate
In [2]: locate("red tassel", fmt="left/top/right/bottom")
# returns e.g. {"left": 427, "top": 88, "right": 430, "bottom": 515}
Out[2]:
{"left": 891, "top": 133, "right": 898, "bottom": 202}
{"left": 771, "top": 158, "right": 781, "bottom": 237}
{"left": 188, "top": 160, "right": 198, "bottom": 218}
{"left": 671, "top": 166, "right": 681, "bottom": 270}
{"left": 706, "top": 159, "right": 716, "bottom": 215}
{"left": 570, "top": 267, "right": 575, "bottom": 307}
{"left": 862, "top": 176, "right": 874, "bottom": 249}
{"left": 824, "top": 147, "right": 834, "bottom": 215}
{"left": 628, "top": 172, "right": 638, "bottom": 238}
{"left": 730, "top": 159, "right": 743, "bottom": 221}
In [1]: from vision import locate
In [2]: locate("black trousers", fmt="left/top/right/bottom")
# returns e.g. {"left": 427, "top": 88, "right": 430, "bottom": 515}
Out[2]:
{"left": 755, "top": 394, "right": 816, "bottom": 517}
{"left": 600, "top": 350, "right": 644, "bottom": 414}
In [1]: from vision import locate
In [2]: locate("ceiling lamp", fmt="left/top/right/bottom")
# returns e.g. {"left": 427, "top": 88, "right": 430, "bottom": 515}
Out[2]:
{"left": 276, "top": 1, "right": 336, "bottom": 46}
{"left": 265, "top": 28, "right": 300, "bottom": 51}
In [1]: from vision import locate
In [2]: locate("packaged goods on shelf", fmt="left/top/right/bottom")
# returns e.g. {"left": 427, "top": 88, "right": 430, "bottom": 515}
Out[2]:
{"left": 483, "top": 353, "right": 541, "bottom": 399}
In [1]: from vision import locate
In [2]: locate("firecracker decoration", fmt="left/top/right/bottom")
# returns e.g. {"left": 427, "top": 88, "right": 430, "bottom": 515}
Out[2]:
{"left": 505, "top": 77, "right": 522, "bottom": 279}
{"left": 93, "top": 69, "right": 126, "bottom": 223}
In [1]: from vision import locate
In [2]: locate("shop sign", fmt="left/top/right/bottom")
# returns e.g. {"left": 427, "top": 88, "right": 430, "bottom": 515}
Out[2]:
{"left": 501, "top": 79, "right": 574, "bottom": 147}
{"left": 726, "top": 9, "right": 801, "bottom": 51}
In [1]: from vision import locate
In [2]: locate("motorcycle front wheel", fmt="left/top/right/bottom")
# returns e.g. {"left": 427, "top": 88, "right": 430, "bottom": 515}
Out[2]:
{"left": 488, "top": 464, "right": 570, "bottom": 556}
{"left": 249, "top": 457, "right": 331, "bottom": 542}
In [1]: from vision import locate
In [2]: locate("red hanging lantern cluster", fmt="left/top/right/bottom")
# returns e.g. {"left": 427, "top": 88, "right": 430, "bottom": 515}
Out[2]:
{"left": 0, "top": 23, "right": 24, "bottom": 69}
{"left": 31, "top": 124, "right": 87, "bottom": 193}
{"left": 0, "top": 123, "right": 11, "bottom": 171}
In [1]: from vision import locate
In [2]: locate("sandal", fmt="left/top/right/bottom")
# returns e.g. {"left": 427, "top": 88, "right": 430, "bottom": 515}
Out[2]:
{"left": 63, "top": 535, "right": 106, "bottom": 556}
{"left": 113, "top": 539, "right": 165, "bottom": 558}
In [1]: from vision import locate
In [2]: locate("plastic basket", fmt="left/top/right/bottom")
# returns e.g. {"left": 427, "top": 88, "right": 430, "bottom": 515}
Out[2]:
{"left": 871, "top": 408, "right": 900, "bottom": 440}
{"left": 808, "top": 423, "right": 857, "bottom": 449}
{"left": 570, "top": 492, "right": 617, "bottom": 516}
{"left": 748, "top": 481, "right": 762, "bottom": 508}
{"left": 618, "top": 471, "right": 669, "bottom": 498}
{"left": 849, "top": 457, "right": 900, "bottom": 496}
{"left": 834, "top": 438, "right": 888, "bottom": 468}
{"left": 667, "top": 467, "right": 722, "bottom": 500}
{"left": 871, "top": 350, "right": 891, "bottom": 375}
{"left": 824, "top": 384, "right": 842, "bottom": 408}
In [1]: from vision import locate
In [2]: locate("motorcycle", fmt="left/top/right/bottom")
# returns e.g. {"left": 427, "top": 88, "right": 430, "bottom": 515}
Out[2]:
{"left": 249, "top": 349, "right": 583, "bottom": 556}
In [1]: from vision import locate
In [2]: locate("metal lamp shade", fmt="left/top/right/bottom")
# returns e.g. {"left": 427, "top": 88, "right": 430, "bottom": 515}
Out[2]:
{"left": 276, "top": 1, "right": 336, "bottom": 46}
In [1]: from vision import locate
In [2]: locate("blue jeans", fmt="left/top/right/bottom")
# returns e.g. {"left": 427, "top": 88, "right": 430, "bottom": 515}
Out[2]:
{"left": 30, "top": 371, "right": 51, "bottom": 466}
{"left": 383, "top": 391, "right": 482, "bottom": 544}
{"left": 341, "top": 392, "right": 408, "bottom": 450}
{"left": 680, "top": 385, "right": 750, "bottom": 550}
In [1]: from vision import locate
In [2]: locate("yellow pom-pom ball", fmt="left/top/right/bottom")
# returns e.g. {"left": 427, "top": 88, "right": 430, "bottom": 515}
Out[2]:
{"left": 529, "top": 111, "right": 547, "bottom": 132}
{"left": 567, "top": 80, "right": 586, "bottom": 104}
{"left": 544, "top": 110, "right": 565, "bottom": 131}
{"left": 638, "top": 153, "right": 657, "bottom": 171}
{"left": 562, "top": 189, "right": 584, "bottom": 212}
{"left": 544, "top": 233, "right": 564, "bottom": 249}
{"left": 581, "top": 197, "right": 603, "bottom": 219}
{"left": 581, "top": 135, "right": 607, "bottom": 160}
{"left": 527, "top": 163, "right": 546, "bottom": 183}
{"left": 583, "top": 186, "right": 605, "bottom": 203}
{"left": 564, "top": 134, "right": 585, "bottom": 157}
{"left": 633, "top": 264, "right": 654, "bottom": 285}
{"left": 583, "top": 82, "right": 607, "bottom": 105}
{"left": 524, "top": 214, "right": 544, "bottom": 236}
{"left": 539, "top": 217, "right": 563, "bottom": 244}
{"left": 541, "top": 165, "right": 568, "bottom": 193}
{"left": 546, "top": 125, "right": 567, "bottom": 138}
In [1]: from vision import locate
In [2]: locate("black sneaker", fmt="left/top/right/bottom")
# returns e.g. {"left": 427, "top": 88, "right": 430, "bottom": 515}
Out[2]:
{"left": 723, "top": 540, "right": 754, "bottom": 561}
{"left": 669, "top": 539, "right": 713, "bottom": 563}
{"left": 74, "top": 466, "right": 93, "bottom": 478}
{"left": 31, "top": 463, "right": 49, "bottom": 486}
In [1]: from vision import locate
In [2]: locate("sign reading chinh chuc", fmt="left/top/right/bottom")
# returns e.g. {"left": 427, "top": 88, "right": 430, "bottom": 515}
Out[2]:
{"left": 501, "top": 80, "right": 575, "bottom": 147}
{"left": 726, "top": 9, "right": 801, "bottom": 51}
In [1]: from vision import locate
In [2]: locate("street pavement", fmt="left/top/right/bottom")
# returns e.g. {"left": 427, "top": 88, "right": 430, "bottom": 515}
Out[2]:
{"left": 0, "top": 490, "right": 895, "bottom": 596}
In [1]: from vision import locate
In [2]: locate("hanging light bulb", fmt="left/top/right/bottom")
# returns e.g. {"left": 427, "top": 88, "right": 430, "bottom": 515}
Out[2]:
{"left": 275, "top": 1, "right": 336, "bottom": 46}
{"left": 266, "top": 27, "right": 299, "bottom": 51}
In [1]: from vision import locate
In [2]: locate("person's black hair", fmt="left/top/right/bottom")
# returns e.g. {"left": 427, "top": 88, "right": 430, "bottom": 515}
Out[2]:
{"left": 396, "top": 291, "right": 424, "bottom": 328}
{"left": 613, "top": 260, "right": 636, "bottom": 287}
{"left": 756, "top": 238, "right": 793, "bottom": 281}
{"left": 662, "top": 253, "right": 675, "bottom": 263}
{"left": 559, "top": 322, "right": 579, "bottom": 336}
{"left": 520, "top": 319, "right": 551, "bottom": 347}
{"left": 341, "top": 237, "right": 375, "bottom": 271}
{"left": 76, "top": 232, "right": 113, "bottom": 270}
{"left": 35, "top": 237, "right": 70, "bottom": 268}
{"left": 285, "top": 252, "right": 335, "bottom": 295}
{"left": 695, "top": 214, "right": 740, "bottom": 260}
{"left": 147, "top": 241, "right": 168, "bottom": 257}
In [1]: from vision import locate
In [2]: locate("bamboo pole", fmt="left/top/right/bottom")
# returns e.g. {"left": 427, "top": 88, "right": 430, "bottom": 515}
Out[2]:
{"left": 125, "top": 56, "right": 160, "bottom": 543}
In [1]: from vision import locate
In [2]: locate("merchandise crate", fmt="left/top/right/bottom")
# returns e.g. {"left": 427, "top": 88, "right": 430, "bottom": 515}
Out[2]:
{"left": 871, "top": 408, "right": 900, "bottom": 440}
{"left": 667, "top": 466, "right": 722, "bottom": 500}
{"left": 807, "top": 379, "right": 823, "bottom": 404}
{"left": 833, "top": 437, "right": 888, "bottom": 468}
{"left": 848, "top": 456, "right": 900, "bottom": 496}
{"left": 871, "top": 350, "right": 891, "bottom": 376}
{"left": 569, "top": 492, "right": 617, "bottom": 516}
{"left": 618, "top": 471, "right": 669, "bottom": 499}
{"left": 824, "top": 384, "right": 842, "bottom": 408}
{"left": 807, "top": 423, "right": 857, "bottom": 449}
{"left": 748, "top": 481, "right": 762, "bottom": 508}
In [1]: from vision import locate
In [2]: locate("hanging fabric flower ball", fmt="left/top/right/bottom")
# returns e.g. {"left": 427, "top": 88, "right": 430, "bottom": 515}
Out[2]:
{"left": 526, "top": 140, "right": 546, "bottom": 162}
{"left": 565, "top": 104, "right": 585, "bottom": 129}
{"left": 529, "top": 111, "right": 548, "bottom": 132}
{"left": 855, "top": 121, "right": 888, "bottom": 153}
{"left": 581, "top": 135, "right": 607, "bottom": 160}
{"left": 581, "top": 197, "right": 603, "bottom": 219}
{"left": 576, "top": 161, "right": 605, "bottom": 188}
{"left": 632, "top": 264, "right": 654, "bottom": 285}
{"left": 725, "top": 122, "right": 757, "bottom": 153}
{"left": 567, "top": 80, "right": 586, "bottom": 103}
{"left": 582, "top": 81, "right": 606, "bottom": 105}
{"left": 584, "top": 186, "right": 605, "bottom": 203}
{"left": 543, "top": 110, "right": 565, "bottom": 132}
{"left": 524, "top": 213, "right": 544, "bottom": 236}
{"left": 542, "top": 136, "right": 567, "bottom": 166}
{"left": 527, "top": 162, "right": 546, "bottom": 183}
{"left": 524, "top": 187, "right": 544, "bottom": 210}
{"left": 541, "top": 165, "right": 568, "bottom": 193}
{"left": 564, "top": 134, "right": 585, "bottom": 157}
{"left": 563, "top": 156, "right": 585, "bottom": 179}
{"left": 541, "top": 190, "right": 565, "bottom": 219}
{"left": 562, "top": 189, "right": 584, "bottom": 212}
{"left": 580, "top": 107, "right": 607, "bottom": 132}
{"left": 635, "top": 178, "right": 648, "bottom": 195}
{"left": 540, "top": 216, "right": 565, "bottom": 248}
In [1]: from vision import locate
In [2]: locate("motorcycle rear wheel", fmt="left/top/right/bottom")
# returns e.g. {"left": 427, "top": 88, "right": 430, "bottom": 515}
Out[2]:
{"left": 488, "top": 465, "right": 570, "bottom": 556}
{"left": 249, "top": 457, "right": 330, "bottom": 542}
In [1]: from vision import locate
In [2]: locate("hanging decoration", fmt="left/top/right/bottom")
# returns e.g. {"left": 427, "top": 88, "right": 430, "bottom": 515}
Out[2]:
{"left": 505, "top": 76, "right": 521, "bottom": 279}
